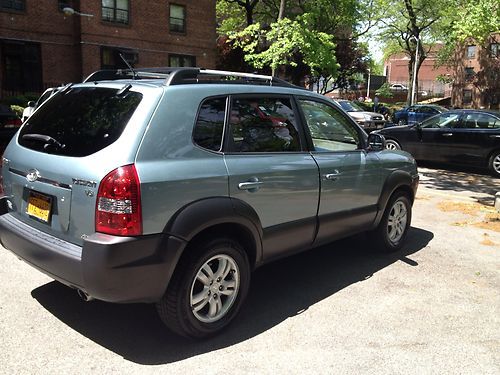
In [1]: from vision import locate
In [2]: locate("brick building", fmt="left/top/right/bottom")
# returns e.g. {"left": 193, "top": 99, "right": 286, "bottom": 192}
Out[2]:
{"left": 384, "top": 37, "right": 499, "bottom": 109}
{"left": 449, "top": 35, "right": 499, "bottom": 109}
{"left": 384, "top": 44, "right": 452, "bottom": 98}
{"left": 0, "top": 0, "right": 216, "bottom": 97}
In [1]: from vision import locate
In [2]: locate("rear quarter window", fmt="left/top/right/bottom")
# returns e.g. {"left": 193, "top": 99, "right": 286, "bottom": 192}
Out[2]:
{"left": 193, "top": 97, "right": 226, "bottom": 152}
{"left": 19, "top": 87, "right": 143, "bottom": 157}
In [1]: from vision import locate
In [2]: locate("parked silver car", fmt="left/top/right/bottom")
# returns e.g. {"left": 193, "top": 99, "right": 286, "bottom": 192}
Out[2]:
{"left": 333, "top": 99, "right": 386, "bottom": 131}
{"left": 0, "top": 68, "right": 419, "bottom": 338}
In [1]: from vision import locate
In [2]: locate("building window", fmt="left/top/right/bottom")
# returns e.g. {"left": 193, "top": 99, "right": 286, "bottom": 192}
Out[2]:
{"left": 490, "top": 43, "right": 499, "bottom": 58}
{"left": 102, "top": 0, "right": 129, "bottom": 24}
{"left": 466, "top": 45, "right": 476, "bottom": 59}
{"left": 463, "top": 90, "right": 472, "bottom": 105}
{"left": 464, "top": 67, "right": 475, "bottom": 81}
{"left": 58, "top": 0, "right": 72, "bottom": 11}
{"left": 0, "top": 0, "right": 25, "bottom": 11}
{"left": 169, "top": 4, "right": 186, "bottom": 33}
{"left": 1, "top": 40, "right": 42, "bottom": 93}
{"left": 101, "top": 47, "right": 137, "bottom": 69}
{"left": 169, "top": 54, "right": 195, "bottom": 67}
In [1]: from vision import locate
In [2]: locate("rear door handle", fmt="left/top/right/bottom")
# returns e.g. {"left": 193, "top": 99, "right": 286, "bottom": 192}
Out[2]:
{"left": 238, "top": 178, "right": 263, "bottom": 191}
{"left": 489, "top": 135, "right": 500, "bottom": 139}
{"left": 442, "top": 133, "right": 453, "bottom": 137}
{"left": 323, "top": 170, "right": 341, "bottom": 181}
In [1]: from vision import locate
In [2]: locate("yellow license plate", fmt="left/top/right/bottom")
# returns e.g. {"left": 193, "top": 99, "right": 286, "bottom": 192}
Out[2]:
{"left": 27, "top": 192, "right": 52, "bottom": 223}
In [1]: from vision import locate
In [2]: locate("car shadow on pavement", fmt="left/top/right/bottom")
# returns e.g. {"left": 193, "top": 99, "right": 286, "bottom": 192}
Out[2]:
{"left": 418, "top": 162, "right": 498, "bottom": 205}
{"left": 31, "top": 226, "right": 433, "bottom": 365}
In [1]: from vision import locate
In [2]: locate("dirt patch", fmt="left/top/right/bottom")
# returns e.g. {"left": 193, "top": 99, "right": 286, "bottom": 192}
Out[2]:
{"left": 438, "top": 201, "right": 500, "bottom": 233}
{"left": 480, "top": 233, "right": 499, "bottom": 246}
{"left": 437, "top": 201, "right": 482, "bottom": 216}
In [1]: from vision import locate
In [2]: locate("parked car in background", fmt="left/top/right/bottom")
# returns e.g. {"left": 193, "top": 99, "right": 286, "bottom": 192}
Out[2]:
{"left": 21, "top": 87, "right": 58, "bottom": 122}
{"left": 333, "top": 99, "right": 386, "bottom": 131}
{"left": 0, "top": 104, "right": 22, "bottom": 151}
{"left": 390, "top": 84, "right": 408, "bottom": 91}
{"left": 0, "top": 68, "right": 419, "bottom": 339}
{"left": 393, "top": 104, "right": 449, "bottom": 126}
{"left": 376, "top": 109, "right": 500, "bottom": 177}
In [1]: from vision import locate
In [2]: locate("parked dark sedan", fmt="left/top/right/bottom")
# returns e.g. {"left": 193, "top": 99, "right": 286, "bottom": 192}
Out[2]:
{"left": 393, "top": 104, "right": 448, "bottom": 126}
{"left": 377, "top": 109, "right": 500, "bottom": 177}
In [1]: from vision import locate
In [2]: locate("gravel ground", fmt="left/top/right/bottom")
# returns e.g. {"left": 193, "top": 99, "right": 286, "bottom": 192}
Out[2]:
{"left": 0, "top": 165, "right": 498, "bottom": 374}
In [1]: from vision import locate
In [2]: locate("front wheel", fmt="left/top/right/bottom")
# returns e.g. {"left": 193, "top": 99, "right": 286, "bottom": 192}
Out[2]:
{"left": 369, "top": 192, "right": 412, "bottom": 252}
{"left": 156, "top": 237, "right": 250, "bottom": 339}
{"left": 489, "top": 151, "right": 500, "bottom": 178}
{"left": 385, "top": 139, "right": 402, "bottom": 150}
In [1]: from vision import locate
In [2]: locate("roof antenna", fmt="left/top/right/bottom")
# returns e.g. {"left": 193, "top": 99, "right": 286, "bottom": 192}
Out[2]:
{"left": 119, "top": 53, "right": 138, "bottom": 80}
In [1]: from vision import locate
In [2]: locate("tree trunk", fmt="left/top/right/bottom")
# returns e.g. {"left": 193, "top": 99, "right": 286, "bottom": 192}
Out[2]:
{"left": 272, "top": 0, "right": 286, "bottom": 76}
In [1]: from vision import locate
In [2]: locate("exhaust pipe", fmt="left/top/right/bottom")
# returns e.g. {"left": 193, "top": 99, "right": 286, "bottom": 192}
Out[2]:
{"left": 77, "top": 289, "right": 94, "bottom": 302}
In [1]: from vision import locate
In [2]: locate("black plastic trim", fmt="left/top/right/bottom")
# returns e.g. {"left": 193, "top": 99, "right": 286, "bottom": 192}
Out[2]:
{"left": 164, "top": 197, "right": 263, "bottom": 264}
{"left": 374, "top": 170, "right": 419, "bottom": 227}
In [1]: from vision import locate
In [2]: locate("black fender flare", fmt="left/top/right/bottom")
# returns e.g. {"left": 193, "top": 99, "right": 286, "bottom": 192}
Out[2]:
{"left": 374, "top": 170, "right": 417, "bottom": 227}
{"left": 164, "top": 196, "right": 263, "bottom": 264}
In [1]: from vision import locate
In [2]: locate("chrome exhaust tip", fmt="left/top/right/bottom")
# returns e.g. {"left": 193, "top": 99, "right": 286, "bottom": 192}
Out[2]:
{"left": 77, "top": 289, "right": 94, "bottom": 302}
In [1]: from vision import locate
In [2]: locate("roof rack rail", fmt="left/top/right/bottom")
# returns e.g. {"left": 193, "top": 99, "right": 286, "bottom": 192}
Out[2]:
{"left": 83, "top": 67, "right": 304, "bottom": 89}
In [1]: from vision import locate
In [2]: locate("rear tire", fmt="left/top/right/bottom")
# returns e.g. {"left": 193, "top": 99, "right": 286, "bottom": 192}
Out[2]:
{"left": 370, "top": 192, "right": 412, "bottom": 253}
{"left": 156, "top": 237, "right": 250, "bottom": 339}
{"left": 489, "top": 151, "right": 500, "bottom": 178}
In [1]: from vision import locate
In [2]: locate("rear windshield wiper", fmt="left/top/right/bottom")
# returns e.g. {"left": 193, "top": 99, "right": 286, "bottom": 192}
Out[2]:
{"left": 22, "top": 134, "right": 65, "bottom": 149}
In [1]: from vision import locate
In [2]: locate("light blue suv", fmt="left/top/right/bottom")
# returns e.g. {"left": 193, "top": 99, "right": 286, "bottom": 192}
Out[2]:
{"left": 0, "top": 68, "right": 419, "bottom": 338}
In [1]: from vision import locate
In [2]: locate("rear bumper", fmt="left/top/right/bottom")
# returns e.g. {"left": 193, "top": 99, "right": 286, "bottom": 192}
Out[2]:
{"left": 0, "top": 212, "right": 186, "bottom": 303}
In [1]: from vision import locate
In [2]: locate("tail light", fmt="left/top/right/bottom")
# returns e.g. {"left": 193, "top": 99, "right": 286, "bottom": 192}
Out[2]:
{"left": 96, "top": 164, "right": 142, "bottom": 236}
{"left": 5, "top": 118, "right": 22, "bottom": 128}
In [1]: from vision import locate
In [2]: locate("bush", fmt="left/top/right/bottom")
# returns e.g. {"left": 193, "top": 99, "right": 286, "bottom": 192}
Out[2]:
{"left": 10, "top": 105, "right": 24, "bottom": 118}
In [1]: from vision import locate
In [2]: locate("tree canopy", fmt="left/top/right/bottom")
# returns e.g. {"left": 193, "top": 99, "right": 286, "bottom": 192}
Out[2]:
{"left": 217, "top": 0, "right": 377, "bottom": 91}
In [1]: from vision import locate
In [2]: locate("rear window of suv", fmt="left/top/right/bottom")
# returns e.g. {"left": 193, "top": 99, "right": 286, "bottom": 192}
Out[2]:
{"left": 19, "top": 87, "right": 143, "bottom": 157}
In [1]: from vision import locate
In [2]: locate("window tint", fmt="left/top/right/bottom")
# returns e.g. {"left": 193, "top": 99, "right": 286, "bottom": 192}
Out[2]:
{"left": 299, "top": 99, "right": 360, "bottom": 152}
{"left": 463, "top": 113, "right": 500, "bottom": 129}
{"left": 19, "top": 87, "right": 142, "bottom": 157}
{"left": 421, "top": 113, "right": 460, "bottom": 129}
{"left": 193, "top": 98, "right": 226, "bottom": 151}
{"left": 229, "top": 97, "right": 301, "bottom": 153}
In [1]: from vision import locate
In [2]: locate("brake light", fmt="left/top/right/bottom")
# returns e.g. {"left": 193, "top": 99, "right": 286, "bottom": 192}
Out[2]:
{"left": 5, "top": 118, "right": 22, "bottom": 128}
{"left": 95, "top": 164, "right": 142, "bottom": 236}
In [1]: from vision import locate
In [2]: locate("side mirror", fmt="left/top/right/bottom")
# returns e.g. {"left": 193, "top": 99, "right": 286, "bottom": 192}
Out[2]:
{"left": 27, "top": 101, "right": 35, "bottom": 107}
{"left": 368, "top": 133, "right": 386, "bottom": 151}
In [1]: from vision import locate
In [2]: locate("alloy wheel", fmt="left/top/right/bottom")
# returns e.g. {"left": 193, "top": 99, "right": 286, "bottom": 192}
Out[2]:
{"left": 190, "top": 254, "right": 240, "bottom": 323}
{"left": 386, "top": 200, "right": 408, "bottom": 244}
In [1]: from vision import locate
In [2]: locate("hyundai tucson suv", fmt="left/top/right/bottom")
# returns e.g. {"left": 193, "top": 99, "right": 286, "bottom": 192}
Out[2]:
{"left": 0, "top": 68, "right": 419, "bottom": 338}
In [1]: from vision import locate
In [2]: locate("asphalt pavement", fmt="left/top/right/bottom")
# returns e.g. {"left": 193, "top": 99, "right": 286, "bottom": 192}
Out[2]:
{"left": 0, "top": 164, "right": 498, "bottom": 374}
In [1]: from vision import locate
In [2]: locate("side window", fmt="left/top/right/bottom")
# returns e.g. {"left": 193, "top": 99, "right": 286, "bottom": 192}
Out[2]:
{"left": 463, "top": 113, "right": 500, "bottom": 129}
{"left": 193, "top": 98, "right": 226, "bottom": 152}
{"left": 229, "top": 97, "right": 301, "bottom": 153}
{"left": 421, "top": 113, "right": 460, "bottom": 129}
{"left": 298, "top": 99, "right": 360, "bottom": 152}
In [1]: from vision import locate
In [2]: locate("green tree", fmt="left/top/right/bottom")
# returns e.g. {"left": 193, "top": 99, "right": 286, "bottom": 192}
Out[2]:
{"left": 230, "top": 15, "right": 340, "bottom": 80}
{"left": 376, "top": 0, "right": 452, "bottom": 105}
{"left": 220, "top": 0, "right": 378, "bottom": 88}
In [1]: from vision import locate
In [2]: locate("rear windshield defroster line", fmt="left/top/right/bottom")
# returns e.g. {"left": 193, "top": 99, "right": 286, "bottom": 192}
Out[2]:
{"left": 19, "top": 87, "right": 143, "bottom": 157}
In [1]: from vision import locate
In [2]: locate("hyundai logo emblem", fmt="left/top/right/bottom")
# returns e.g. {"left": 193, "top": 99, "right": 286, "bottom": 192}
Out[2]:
{"left": 26, "top": 169, "right": 41, "bottom": 183}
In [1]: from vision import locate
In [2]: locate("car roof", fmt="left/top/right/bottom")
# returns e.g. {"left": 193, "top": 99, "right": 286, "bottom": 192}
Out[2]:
{"left": 447, "top": 109, "right": 500, "bottom": 116}
{"left": 83, "top": 67, "right": 306, "bottom": 91}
